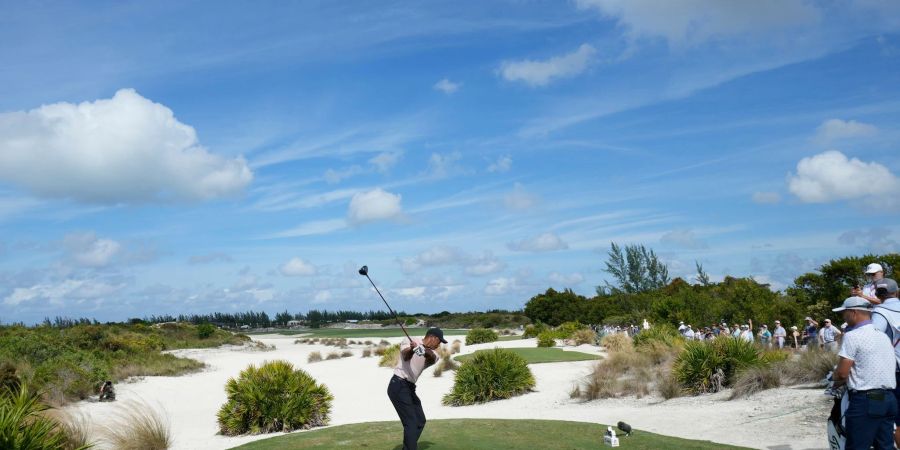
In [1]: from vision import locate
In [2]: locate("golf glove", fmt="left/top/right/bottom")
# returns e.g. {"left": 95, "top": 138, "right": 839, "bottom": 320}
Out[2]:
{"left": 413, "top": 345, "right": 426, "bottom": 356}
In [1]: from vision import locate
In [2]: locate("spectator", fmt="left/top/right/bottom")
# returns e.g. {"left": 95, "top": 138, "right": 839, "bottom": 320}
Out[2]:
{"left": 678, "top": 321, "right": 687, "bottom": 334}
{"left": 803, "top": 317, "right": 819, "bottom": 348}
{"left": 773, "top": 320, "right": 786, "bottom": 349}
{"left": 731, "top": 324, "right": 741, "bottom": 338}
{"left": 683, "top": 325, "right": 695, "bottom": 340}
{"left": 790, "top": 326, "right": 801, "bottom": 349}
{"left": 758, "top": 325, "right": 772, "bottom": 348}
{"left": 739, "top": 324, "right": 754, "bottom": 343}
{"left": 871, "top": 279, "right": 900, "bottom": 448}
{"left": 831, "top": 297, "right": 897, "bottom": 450}
{"left": 853, "top": 263, "right": 895, "bottom": 306}
{"left": 819, "top": 319, "right": 842, "bottom": 352}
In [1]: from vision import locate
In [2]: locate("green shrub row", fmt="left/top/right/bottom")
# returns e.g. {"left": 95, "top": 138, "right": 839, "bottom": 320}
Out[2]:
{"left": 465, "top": 328, "right": 499, "bottom": 346}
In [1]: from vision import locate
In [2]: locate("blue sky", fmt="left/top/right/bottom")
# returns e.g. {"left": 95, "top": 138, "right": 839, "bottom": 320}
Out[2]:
{"left": 2, "top": 1, "right": 900, "bottom": 324}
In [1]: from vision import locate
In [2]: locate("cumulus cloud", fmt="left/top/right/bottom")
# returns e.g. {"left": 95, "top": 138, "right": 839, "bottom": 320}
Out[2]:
{"left": 752, "top": 191, "right": 781, "bottom": 204}
{"left": 815, "top": 119, "right": 877, "bottom": 143}
{"left": 433, "top": 78, "right": 461, "bottom": 94}
{"left": 484, "top": 277, "right": 518, "bottom": 296}
{"left": 488, "top": 155, "right": 512, "bottom": 173}
{"left": 279, "top": 257, "right": 318, "bottom": 277}
{"left": 787, "top": 150, "right": 900, "bottom": 204}
{"left": 508, "top": 232, "right": 568, "bottom": 252}
{"left": 399, "top": 246, "right": 469, "bottom": 274}
{"left": 0, "top": 89, "right": 252, "bottom": 204}
{"left": 499, "top": 44, "right": 596, "bottom": 87}
{"left": 465, "top": 252, "right": 506, "bottom": 276}
{"left": 63, "top": 232, "right": 122, "bottom": 267}
{"left": 427, "top": 151, "right": 464, "bottom": 179}
{"left": 5, "top": 278, "right": 124, "bottom": 306}
{"left": 575, "top": 0, "right": 820, "bottom": 46}
{"left": 347, "top": 188, "right": 403, "bottom": 224}
{"left": 369, "top": 152, "right": 402, "bottom": 173}
{"left": 548, "top": 272, "right": 585, "bottom": 286}
{"left": 660, "top": 229, "right": 708, "bottom": 249}
{"left": 504, "top": 183, "right": 538, "bottom": 211}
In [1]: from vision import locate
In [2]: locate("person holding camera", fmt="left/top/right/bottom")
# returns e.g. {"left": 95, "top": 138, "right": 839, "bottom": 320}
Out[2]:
{"left": 853, "top": 263, "right": 895, "bottom": 305}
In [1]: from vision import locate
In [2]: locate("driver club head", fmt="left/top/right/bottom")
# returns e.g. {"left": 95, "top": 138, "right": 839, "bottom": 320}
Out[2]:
{"left": 358, "top": 265, "right": 368, "bottom": 276}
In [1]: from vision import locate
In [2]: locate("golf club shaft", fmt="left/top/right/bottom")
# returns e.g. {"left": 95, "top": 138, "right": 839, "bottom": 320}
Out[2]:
{"left": 363, "top": 274, "right": 415, "bottom": 344}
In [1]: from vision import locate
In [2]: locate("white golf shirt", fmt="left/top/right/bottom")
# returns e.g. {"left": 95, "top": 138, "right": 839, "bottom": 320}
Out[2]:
{"left": 838, "top": 323, "right": 896, "bottom": 392}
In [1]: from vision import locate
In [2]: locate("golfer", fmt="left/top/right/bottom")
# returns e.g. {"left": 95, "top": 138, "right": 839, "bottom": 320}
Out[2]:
{"left": 388, "top": 327, "right": 447, "bottom": 450}
{"left": 832, "top": 297, "right": 897, "bottom": 450}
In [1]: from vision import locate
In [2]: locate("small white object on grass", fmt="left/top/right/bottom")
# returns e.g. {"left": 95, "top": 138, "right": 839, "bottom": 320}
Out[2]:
{"left": 604, "top": 426, "right": 619, "bottom": 447}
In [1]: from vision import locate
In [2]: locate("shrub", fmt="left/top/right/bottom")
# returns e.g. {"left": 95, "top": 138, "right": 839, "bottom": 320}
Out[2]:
{"left": 433, "top": 348, "right": 459, "bottom": 377}
{"left": 217, "top": 360, "right": 332, "bottom": 435}
{"left": 673, "top": 338, "right": 762, "bottom": 394}
{"left": 571, "top": 329, "right": 598, "bottom": 346}
{"left": 364, "top": 341, "right": 374, "bottom": 346}
{"left": 730, "top": 365, "right": 781, "bottom": 399}
{"left": 632, "top": 325, "right": 684, "bottom": 350}
{"left": 101, "top": 401, "right": 170, "bottom": 450}
{"left": 600, "top": 333, "right": 632, "bottom": 353}
{"left": 378, "top": 344, "right": 400, "bottom": 368}
{"left": 658, "top": 372, "right": 683, "bottom": 400}
{"left": 54, "top": 409, "right": 94, "bottom": 450}
{"left": 574, "top": 351, "right": 655, "bottom": 400}
{"left": 361, "top": 349, "right": 372, "bottom": 358}
{"left": 465, "top": 328, "right": 499, "bottom": 346}
{"left": 0, "top": 384, "right": 84, "bottom": 449}
{"left": 451, "top": 341, "right": 461, "bottom": 354}
{"left": 340, "top": 351, "right": 353, "bottom": 358}
{"left": 536, "top": 331, "right": 556, "bottom": 348}
{"left": 307, "top": 352, "right": 322, "bottom": 363}
{"left": 554, "top": 322, "right": 586, "bottom": 340}
{"left": 442, "top": 349, "right": 535, "bottom": 406}
{"left": 0, "top": 361, "right": 21, "bottom": 395}
{"left": 780, "top": 349, "right": 839, "bottom": 385}
{"left": 326, "top": 352, "right": 340, "bottom": 360}
{"left": 522, "top": 322, "right": 548, "bottom": 339}
{"left": 197, "top": 323, "right": 216, "bottom": 339}
{"left": 379, "top": 340, "right": 390, "bottom": 346}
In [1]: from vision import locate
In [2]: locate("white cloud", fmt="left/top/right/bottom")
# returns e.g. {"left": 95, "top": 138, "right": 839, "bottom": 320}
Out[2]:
{"left": 433, "top": 78, "right": 461, "bottom": 94}
{"left": 488, "top": 155, "right": 512, "bottom": 173}
{"left": 752, "top": 191, "right": 781, "bottom": 204}
{"left": 5, "top": 279, "right": 124, "bottom": 306}
{"left": 508, "top": 232, "right": 568, "bottom": 252}
{"left": 504, "top": 183, "right": 538, "bottom": 211}
{"left": 465, "top": 252, "right": 506, "bottom": 276}
{"left": 815, "top": 119, "right": 877, "bottom": 143}
{"left": 279, "top": 257, "right": 318, "bottom": 277}
{"left": 63, "top": 232, "right": 122, "bottom": 267}
{"left": 548, "top": 272, "right": 585, "bottom": 286}
{"left": 838, "top": 228, "right": 900, "bottom": 253}
{"left": 398, "top": 246, "right": 469, "bottom": 274}
{"left": 324, "top": 165, "right": 364, "bottom": 184}
{"left": 313, "top": 290, "right": 332, "bottom": 303}
{"left": 484, "top": 277, "right": 517, "bottom": 296}
{"left": 0, "top": 89, "right": 252, "bottom": 204}
{"left": 575, "top": 0, "right": 820, "bottom": 46}
{"left": 369, "top": 152, "right": 402, "bottom": 173}
{"left": 347, "top": 188, "right": 403, "bottom": 224}
{"left": 265, "top": 219, "right": 347, "bottom": 239}
{"left": 499, "top": 44, "right": 596, "bottom": 87}
{"left": 787, "top": 150, "right": 900, "bottom": 204}
{"left": 660, "top": 229, "right": 708, "bottom": 249}
{"left": 427, "top": 151, "right": 464, "bottom": 179}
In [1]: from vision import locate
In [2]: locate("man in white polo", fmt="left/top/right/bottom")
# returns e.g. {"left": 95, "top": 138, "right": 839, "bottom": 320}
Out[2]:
{"left": 387, "top": 327, "right": 446, "bottom": 450}
{"left": 819, "top": 319, "right": 842, "bottom": 352}
{"left": 773, "top": 320, "right": 786, "bottom": 349}
{"left": 853, "top": 263, "right": 894, "bottom": 305}
{"left": 832, "top": 297, "right": 897, "bottom": 450}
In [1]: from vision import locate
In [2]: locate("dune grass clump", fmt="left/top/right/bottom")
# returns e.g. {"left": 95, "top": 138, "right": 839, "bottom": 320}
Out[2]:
{"left": 51, "top": 409, "right": 94, "bottom": 450}
{"left": 730, "top": 365, "right": 782, "bottom": 399}
{"left": 217, "top": 360, "right": 332, "bottom": 435}
{"left": 326, "top": 352, "right": 341, "bottom": 360}
{"left": 433, "top": 347, "right": 460, "bottom": 378}
{"left": 378, "top": 344, "right": 401, "bottom": 368}
{"left": 536, "top": 331, "right": 556, "bottom": 348}
{"left": 575, "top": 349, "right": 656, "bottom": 400}
{"left": 101, "top": 401, "right": 171, "bottom": 450}
{"left": 361, "top": 348, "right": 373, "bottom": 358}
{"left": 465, "top": 328, "right": 499, "bottom": 346}
{"left": 600, "top": 333, "right": 632, "bottom": 353}
{"left": 307, "top": 352, "right": 322, "bottom": 363}
{"left": 340, "top": 351, "right": 353, "bottom": 358}
{"left": 571, "top": 329, "right": 598, "bottom": 346}
{"left": 451, "top": 340, "right": 461, "bottom": 354}
{"left": 443, "top": 348, "right": 535, "bottom": 406}
{"left": 780, "top": 349, "right": 839, "bottom": 385}
{"left": 364, "top": 340, "right": 374, "bottom": 346}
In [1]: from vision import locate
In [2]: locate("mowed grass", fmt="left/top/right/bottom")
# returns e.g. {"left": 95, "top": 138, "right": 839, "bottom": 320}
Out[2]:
{"left": 255, "top": 328, "right": 469, "bottom": 338}
{"left": 232, "top": 419, "right": 748, "bottom": 450}
{"left": 453, "top": 348, "right": 600, "bottom": 364}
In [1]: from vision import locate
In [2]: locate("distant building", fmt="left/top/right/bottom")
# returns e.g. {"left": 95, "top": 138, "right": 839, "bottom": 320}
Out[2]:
{"left": 239, "top": 324, "right": 250, "bottom": 330}
{"left": 287, "top": 320, "right": 302, "bottom": 327}
{"left": 346, "top": 319, "right": 359, "bottom": 324}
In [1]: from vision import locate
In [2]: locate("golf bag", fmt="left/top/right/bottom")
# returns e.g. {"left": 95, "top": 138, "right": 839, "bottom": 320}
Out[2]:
{"left": 99, "top": 381, "right": 116, "bottom": 402}
{"left": 824, "top": 371, "right": 846, "bottom": 450}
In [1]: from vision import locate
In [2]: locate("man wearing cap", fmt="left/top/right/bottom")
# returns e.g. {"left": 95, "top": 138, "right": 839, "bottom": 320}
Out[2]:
{"left": 388, "top": 327, "right": 447, "bottom": 450}
{"left": 678, "top": 321, "right": 686, "bottom": 334}
{"left": 803, "top": 317, "right": 819, "bottom": 349}
{"left": 819, "top": 319, "right": 842, "bottom": 352}
{"left": 832, "top": 297, "right": 897, "bottom": 450}
{"left": 773, "top": 320, "right": 786, "bottom": 349}
{"left": 853, "top": 263, "right": 894, "bottom": 305}
{"left": 758, "top": 324, "right": 772, "bottom": 348}
{"left": 871, "top": 279, "right": 900, "bottom": 448}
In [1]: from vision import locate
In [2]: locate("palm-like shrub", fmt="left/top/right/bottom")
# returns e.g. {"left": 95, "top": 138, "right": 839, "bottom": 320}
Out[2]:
{"left": 378, "top": 344, "right": 400, "bottom": 368}
{"left": 673, "top": 338, "right": 762, "bottom": 394}
{"left": 465, "top": 328, "right": 498, "bottom": 346}
{"left": 217, "top": 360, "right": 332, "bottom": 435}
{"left": 0, "top": 383, "right": 91, "bottom": 450}
{"left": 536, "top": 331, "right": 556, "bottom": 348}
{"left": 442, "top": 349, "right": 535, "bottom": 406}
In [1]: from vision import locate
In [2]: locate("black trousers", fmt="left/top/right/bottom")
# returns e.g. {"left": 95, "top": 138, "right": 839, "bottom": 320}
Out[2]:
{"left": 388, "top": 375, "right": 426, "bottom": 450}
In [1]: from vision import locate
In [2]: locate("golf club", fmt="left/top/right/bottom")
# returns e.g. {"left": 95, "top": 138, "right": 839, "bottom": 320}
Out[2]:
{"left": 358, "top": 265, "right": 415, "bottom": 345}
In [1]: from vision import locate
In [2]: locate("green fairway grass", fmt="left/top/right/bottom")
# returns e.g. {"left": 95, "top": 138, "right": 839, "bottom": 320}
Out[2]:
{"left": 231, "top": 419, "right": 749, "bottom": 449}
{"left": 254, "top": 328, "right": 469, "bottom": 339}
{"left": 453, "top": 347, "right": 600, "bottom": 364}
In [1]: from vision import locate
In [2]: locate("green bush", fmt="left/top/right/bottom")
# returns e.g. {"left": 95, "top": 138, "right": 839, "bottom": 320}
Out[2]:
{"left": 673, "top": 338, "right": 762, "bottom": 394}
{"left": 465, "top": 328, "right": 499, "bottom": 346}
{"left": 632, "top": 325, "right": 684, "bottom": 349}
{"left": 536, "top": 331, "right": 556, "bottom": 348}
{"left": 197, "top": 324, "right": 216, "bottom": 339}
{"left": 522, "top": 323, "right": 547, "bottom": 339}
{"left": 0, "top": 383, "right": 90, "bottom": 450}
{"left": 553, "top": 322, "right": 586, "bottom": 339}
{"left": 442, "top": 349, "right": 535, "bottom": 406}
{"left": 378, "top": 345, "right": 400, "bottom": 368}
{"left": 217, "top": 360, "right": 332, "bottom": 435}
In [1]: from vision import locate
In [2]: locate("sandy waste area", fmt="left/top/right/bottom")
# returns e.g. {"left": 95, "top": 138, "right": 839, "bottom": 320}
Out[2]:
{"left": 65, "top": 334, "right": 832, "bottom": 449}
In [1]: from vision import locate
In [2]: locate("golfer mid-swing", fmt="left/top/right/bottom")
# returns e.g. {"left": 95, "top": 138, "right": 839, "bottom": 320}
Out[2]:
{"left": 388, "top": 327, "right": 447, "bottom": 450}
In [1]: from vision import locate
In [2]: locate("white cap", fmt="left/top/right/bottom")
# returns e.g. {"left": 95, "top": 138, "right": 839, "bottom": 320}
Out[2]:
{"left": 866, "top": 263, "right": 884, "bottom": 274}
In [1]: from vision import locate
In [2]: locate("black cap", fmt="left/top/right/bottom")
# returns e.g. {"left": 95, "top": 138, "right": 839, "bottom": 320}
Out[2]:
{"left": 425, "top": 327, "right": 448, "bottom": 344}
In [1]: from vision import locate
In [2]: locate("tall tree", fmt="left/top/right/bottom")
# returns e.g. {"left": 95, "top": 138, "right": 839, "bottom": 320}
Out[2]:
{"left": 601, "top": 242, "right": 670, "bottom": 294}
